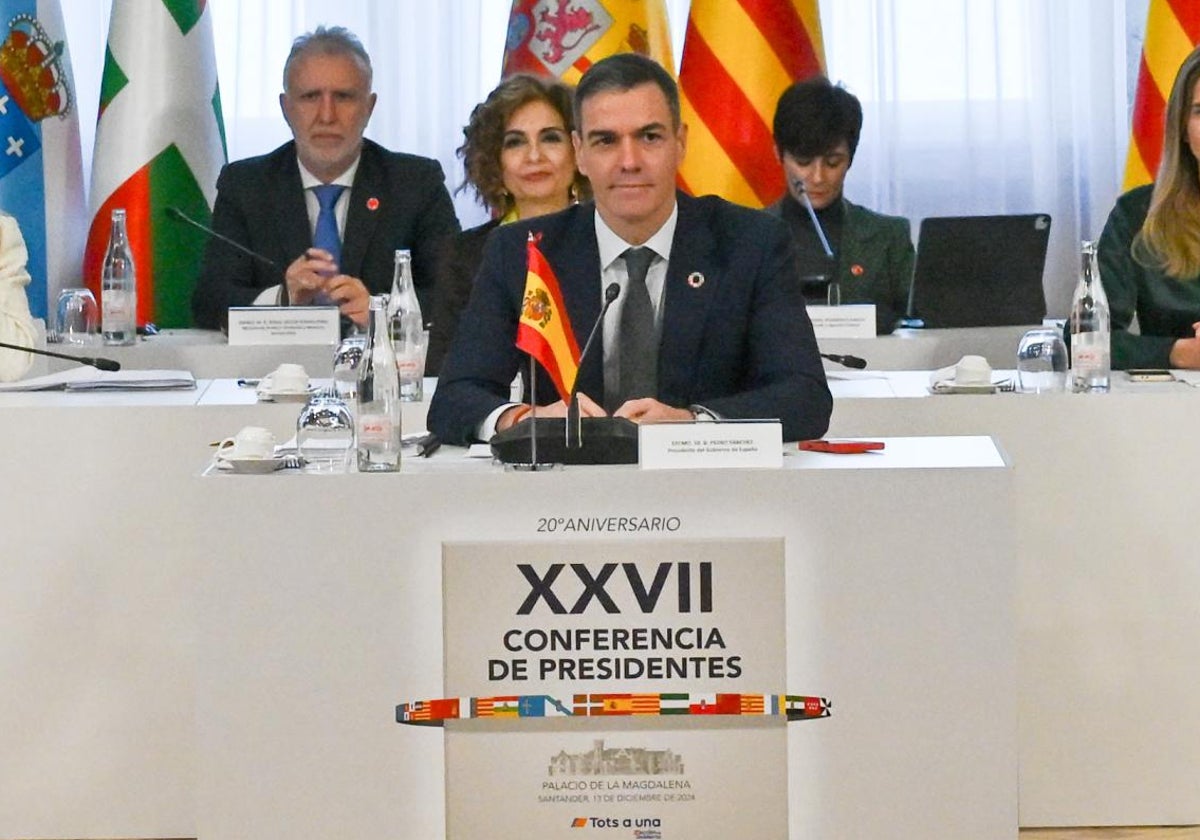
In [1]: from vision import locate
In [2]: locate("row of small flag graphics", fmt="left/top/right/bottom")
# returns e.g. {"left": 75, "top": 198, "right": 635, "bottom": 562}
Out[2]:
{"left": 396, "top": 692, "right": 831, "bottom": 726}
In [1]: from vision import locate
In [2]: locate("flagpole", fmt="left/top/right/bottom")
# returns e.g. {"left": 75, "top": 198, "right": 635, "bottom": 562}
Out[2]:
{"left": 528, "top": 354, "right": 538, "bottom": 468}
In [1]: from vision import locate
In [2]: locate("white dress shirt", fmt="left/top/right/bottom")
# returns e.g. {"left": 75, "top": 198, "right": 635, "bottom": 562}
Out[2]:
{"left": 477, "top": 204, "right": 680, "bottom": 440}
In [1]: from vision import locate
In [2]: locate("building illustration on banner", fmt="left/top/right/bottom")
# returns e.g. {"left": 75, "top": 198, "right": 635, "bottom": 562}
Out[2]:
{"left": 548, "top": 739, "right": 684, "bottom": 776}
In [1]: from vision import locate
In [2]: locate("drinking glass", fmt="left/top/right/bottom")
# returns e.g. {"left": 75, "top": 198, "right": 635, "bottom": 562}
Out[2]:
{"left": 54, "top": 288, "right": 99, "bottom": 345}
{"left": 1016, "top": 328, "right": 1068, "bottom": 393}
{"left": 296, "top": 391, "right": 355, "bottom": 472}
{"left": 332, "top": 335, "right": 366, "bottom": 401}
{"left": 395, "top": 329, "right": 428, "bottom": 402}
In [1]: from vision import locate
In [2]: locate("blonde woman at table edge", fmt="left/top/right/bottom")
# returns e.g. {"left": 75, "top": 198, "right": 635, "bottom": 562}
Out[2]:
{"left": 0, "top": 212, "right": 36, "bottom": 382}
{"left": 1100, "top": 44, "right": 1200, "bottom": 370}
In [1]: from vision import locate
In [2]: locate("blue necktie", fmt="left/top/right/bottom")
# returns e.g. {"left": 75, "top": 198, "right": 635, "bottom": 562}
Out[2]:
{"left": 312, "top": 184, "right": 345, "bottom": 265}
{"left": 311, "top": 184, "right": 345, "bottom": 306}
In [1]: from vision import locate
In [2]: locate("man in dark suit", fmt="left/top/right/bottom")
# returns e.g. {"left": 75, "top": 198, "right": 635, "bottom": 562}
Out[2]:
{"left": 428, "top": 53, "right": 831, "bottom": 445}
{"left": 191, "top": 26, "right": 458, "bottom": 330}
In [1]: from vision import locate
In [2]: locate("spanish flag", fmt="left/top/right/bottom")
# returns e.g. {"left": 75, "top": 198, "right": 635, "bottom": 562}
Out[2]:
{"left": 517, "top": 234, "right": 580, "bottom": 402}
{"left": 1123, "top": 0, "right": 1200, "bottom": 191}
{"left": 501, "top": 0, "right": 675, "bottom": 83}
{"left": 677, "top": 0, "right": 826, "bottom": 208}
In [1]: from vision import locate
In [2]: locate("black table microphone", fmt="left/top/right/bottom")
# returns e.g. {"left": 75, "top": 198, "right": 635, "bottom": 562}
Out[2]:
{"left": 820, "top": 352, "right": 867, "bottom": 370}
{"left": 164, "top": 206, "right": 283, "bottom": 274}
{"left": 0, "top": 340, "right": 121, "bottom": 371}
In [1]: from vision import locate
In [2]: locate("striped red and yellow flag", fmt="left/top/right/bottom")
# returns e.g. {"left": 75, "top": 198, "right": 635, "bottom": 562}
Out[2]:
{"left": 82, "top": 0, "right": 226, "bottom": 328}
{"left": 677, "top": 0, "right": 825, "bottom": 208}
{"left": 1123, "top": 0, "right": 1200, "bottom": 191}
{"left": 502, "top": 0, "right": 674, "bottom": 83}
{"left": 516, "top": 233, "right": 581, "bottom": 401}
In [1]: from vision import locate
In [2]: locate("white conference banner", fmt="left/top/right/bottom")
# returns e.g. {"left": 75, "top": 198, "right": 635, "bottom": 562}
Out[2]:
{"left": 439, "top": 539, "right": 798, "bottom": 840}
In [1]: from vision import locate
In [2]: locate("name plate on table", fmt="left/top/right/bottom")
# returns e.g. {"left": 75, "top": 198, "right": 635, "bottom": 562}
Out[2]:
{"left": 226, "top": 306, "right": 340, "bottom": 345}
{"left": 639, "top": 421, "right": 782, "bottom": 470}
{"left": 806, "top": 303, "right": 876, "bottom": 338}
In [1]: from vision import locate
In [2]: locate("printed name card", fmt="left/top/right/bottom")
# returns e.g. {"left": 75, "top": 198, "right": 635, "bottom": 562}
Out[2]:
{"left": 638, "top": 422, "right": 783, "bottom": 470}
{"left": 226, "top": 306, "right": 340, "bottom": 346}
{"left": 806, "top": 303, "right": 876, "bottom": 339}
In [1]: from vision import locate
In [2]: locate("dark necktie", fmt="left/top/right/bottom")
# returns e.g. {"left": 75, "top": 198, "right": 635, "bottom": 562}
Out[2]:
{"left": 311, "top": 184, "right": 345, "bottom": 306}
{"left": 615, "top": 246, "right": 658, "bottom": 409}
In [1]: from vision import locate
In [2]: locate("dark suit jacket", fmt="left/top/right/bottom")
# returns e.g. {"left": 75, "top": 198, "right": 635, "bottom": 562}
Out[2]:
{"left": 426, "top": 218, "right": 500, "bottom": 375}
{"left": 428, "top": 193, "right": 832, "bottom": 445}
{"left": 191, "top": 139, "right": 460, "bottom": 329}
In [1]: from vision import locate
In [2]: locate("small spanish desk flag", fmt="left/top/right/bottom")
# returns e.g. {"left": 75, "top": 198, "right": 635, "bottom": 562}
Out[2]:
{"left": 516, "top": 233, "right": 580, "bottom": 401}
{"left": 501, "top": 0, "right": 675, "bottom": 82}
{"left": 677, "top": 0, "right": 826, "bottom": 208}
{"left": 1123, "top": 0, "right": 1200, "bottom": 191}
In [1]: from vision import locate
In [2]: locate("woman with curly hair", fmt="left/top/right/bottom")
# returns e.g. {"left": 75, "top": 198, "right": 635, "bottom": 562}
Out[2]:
{"left": 426, "top": 74, "right": 588, "bottom": 374}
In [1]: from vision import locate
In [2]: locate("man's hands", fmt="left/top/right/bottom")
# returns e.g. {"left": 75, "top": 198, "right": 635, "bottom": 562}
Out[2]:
{"left": 285, "top": 247, "right": 371, "bottom": 327}
{"left": 613, "top": 397, "right": 695, "bottom": 424}
{"left": 496, "top": 394, "right": 693, "bottom": 432}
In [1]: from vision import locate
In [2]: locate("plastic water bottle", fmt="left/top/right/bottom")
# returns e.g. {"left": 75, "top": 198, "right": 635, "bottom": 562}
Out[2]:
{"left": 1069, "top": 240, "right": 1110, "bottom": 393}
{"left": 387, "top": 249, "right": 426, "bottom": 401}
{"left": 101, "top": 208, "right": 137, "bottom": 346}
{"left": 356, "top": 295, "right": 402, "bottom": 472}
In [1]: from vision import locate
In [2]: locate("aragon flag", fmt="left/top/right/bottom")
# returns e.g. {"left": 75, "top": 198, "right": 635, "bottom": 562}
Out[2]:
{"left": 502, "top": 0, "right": 675, "bottom": 82}
{"left": 0, "top": 0, "right": 86, "bottom": 321}
{"left": 677, "top": 0, "right": 826, "bottom": 208}
{"left": 516, "top": 233, "right": 580, "bottom": 402}
{"left": 83, "top": 0, "right": 226, "bottom": 328}
{"left": 1122, "top": 0, "right": 1200, "bottom": 191}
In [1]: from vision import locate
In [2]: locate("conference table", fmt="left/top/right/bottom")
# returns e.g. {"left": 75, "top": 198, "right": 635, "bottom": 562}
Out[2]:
{"left": 32, "top": 323, "right": 1035, "bottom": 377}
{"left": 0, "top": 326, "right": 1194, "bottom": 836}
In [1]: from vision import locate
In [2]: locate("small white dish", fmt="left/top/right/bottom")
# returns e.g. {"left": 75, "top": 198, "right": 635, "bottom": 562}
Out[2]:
{"left": 218, "top": 455, "right": 285, "bottom": 474}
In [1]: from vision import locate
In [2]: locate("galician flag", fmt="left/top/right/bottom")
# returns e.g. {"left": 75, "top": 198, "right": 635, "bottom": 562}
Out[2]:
{"left": 502, "top": 0, "right": 675, "bottom": 83}
{"left": 83, "top": 0, "right": 226, "bottom": 328}
{"left": 0, "top": 0, "right": 86, "bottom": 322}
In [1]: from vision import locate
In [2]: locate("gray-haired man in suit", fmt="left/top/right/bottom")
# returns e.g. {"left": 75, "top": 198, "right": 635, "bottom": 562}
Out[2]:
{"left": 192, "top": 25, "right": 458, "bottom": 330}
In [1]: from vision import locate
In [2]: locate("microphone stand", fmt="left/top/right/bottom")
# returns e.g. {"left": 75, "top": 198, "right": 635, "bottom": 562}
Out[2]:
{"left": 566, "top": 283, "right": 620, "bottom": 450}
{"left": 0, "top": 340, "right": 122, "bottom": 371}
{"left": 797, "top": 184, "right": 840, "bottom": 307}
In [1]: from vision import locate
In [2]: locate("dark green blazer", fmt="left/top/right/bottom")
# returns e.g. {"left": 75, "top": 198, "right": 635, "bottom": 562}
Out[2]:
{"left": 767, "top": 196, "right": 914, "bottom": 334}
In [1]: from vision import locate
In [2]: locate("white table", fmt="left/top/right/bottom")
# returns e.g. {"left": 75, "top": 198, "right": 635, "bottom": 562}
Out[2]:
{"left": 827, "top": 369, "right": 1200, "bottom": 828}
{"left": 0, "top": 389, "right": 1016, "bottom": 840}
{"left": 5, "top": 358, "right": 1192, "bottom": 833}
{"left": 32, "top": 324, "right": 1035, "bottom": 381}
